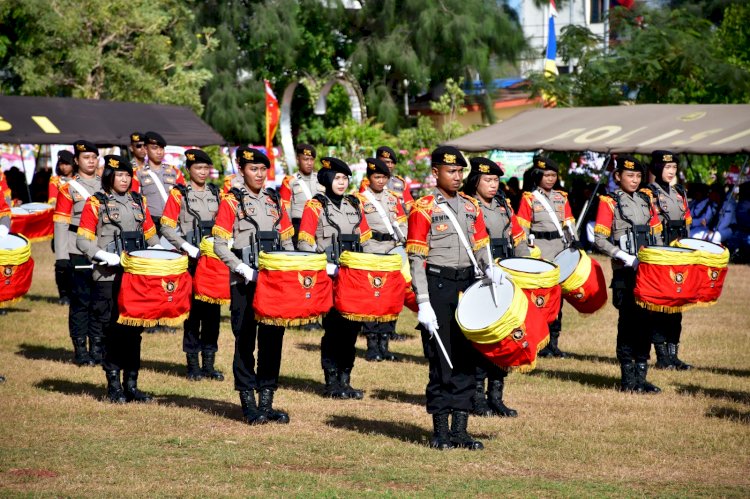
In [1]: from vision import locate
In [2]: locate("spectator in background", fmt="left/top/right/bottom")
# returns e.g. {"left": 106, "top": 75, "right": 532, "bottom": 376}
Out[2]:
{"left": 726, "top": 182, "right": 750, "bottom": 260}
{"left": 506, "top": 176, "right": 522, "bottom": 212}
{"left": 688, "top": 183, "right": 713, "bottom": 238}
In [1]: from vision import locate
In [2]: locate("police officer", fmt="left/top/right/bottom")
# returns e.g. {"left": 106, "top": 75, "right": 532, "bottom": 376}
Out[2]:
{"left": 356, "top": 157, "right": 408, "bottom": 362}
{"left": 53, "top": 140, "right": 102, "bottom": 366}
{"left": 641, "top": 151, "right": 693, "bottom": 370}
{"left": 359, "top": 146, "right": 415, "bottom": 215}
{"left": 0, "top": 198, "right": 9, "bottom": 318}
{"left": 407, "top": 146, "right": 502, "bottom": 450}
{"left": 50, "top": 150, "right": 75, "bottom": 305}
{"left": 161, "top": 149, "right": 223, "bottom": 381}
{"left": 279, "top": 144, "right": 323, "bottom": 247}
{"left": 128, "top": 132, "right": 147, "bottom": 170}
{"left": 462, "top": 157, "right": 529, "bottom": 417}
{"left": 297, "top": 157, "right": 373, "bottom": 400}
{"left": 76, "top": 155, "right": 161, "bottom": 403}
{"left": 594, "top": 155, "right": 663, "bottom": 393}
{"left": 213, "top": 147, "right": 294, "bottom": 425}
{"left": 516, "top": 156, "right": 577, "bottom": 357}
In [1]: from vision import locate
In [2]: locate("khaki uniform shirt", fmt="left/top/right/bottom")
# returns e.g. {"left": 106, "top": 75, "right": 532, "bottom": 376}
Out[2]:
{"left": 133, "top": 164, "right": 185, "bottom": 218}
{"left": 281, "top": 172, "right": 324, "bottom": 220}
{"left": 357, "top": 187, "right": 408, "bottom": 254}
{"left": 53, "top": 175, "right": 101, "bottom": 259}
{"left": 516, "top": 188, "right": 575, "bottom": 260}
{"left": 160, "top": 186, "right": 221, "bottom": 248}
{"left": 297, "top": 195, "right": 373, "bottom": 255}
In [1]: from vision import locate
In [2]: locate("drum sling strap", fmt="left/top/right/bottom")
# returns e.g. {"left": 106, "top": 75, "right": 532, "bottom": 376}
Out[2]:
{"left": 230, "top": 187, "right": 282, "bottom": 267}
{"left": 438, "top": 198, "right": 481, "bottom": 277}
{"left": 532, "top": 189, "right": 568, "bottom": 245}
{"left": 176, "top": 184, "right": 220, "bottom": 246}
{"left": 145, "top": 168, "right": 169, "bottom": 204}
{"left": 296, "top": 175, "right": 313, "bottom": 201}
{"left": 315, "top": 194, "right": 362, "bottom": 263}
{"left": 488, "top": 193, "right": 514, "bottom": 260}
{"left": 362, "top": 189, "right": 406, "bottom": 243}
{"left": 649, "top": 183, "right": 687, "bottom": 244}
{"left": 613, "top": 192, "right": 655, "bottom": 255}
{"left": 94, "top": 192, "right": 147, "bottom": 255}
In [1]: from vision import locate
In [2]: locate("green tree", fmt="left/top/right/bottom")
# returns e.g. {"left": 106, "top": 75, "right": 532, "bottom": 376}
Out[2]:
{"left": 0, "top": 0, "right": 216, "bottom": 113}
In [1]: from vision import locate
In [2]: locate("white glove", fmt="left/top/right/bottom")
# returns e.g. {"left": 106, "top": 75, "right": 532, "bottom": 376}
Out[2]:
{"left": 528, "top": 234, "right": 536, "bottom": 247}
{"left": 150, "top": 244, "right": 164, "bottom": 250}
{"left": 326, "top": 263, "right": 339, "bottom": 277}
{"left": 235, "top": 263, "right": 257, "bottom": 283}
{"left": 615, "top": 250, "right": 638, "bottom": 268}
{"left": 485, "top": 265, "right": 506, "bottom": 285}
{"left": 417, "top": 302, "right": 439, "bottom": 337}
{"left": 94, "top": 250, "right": 121, "bottom": 266}
{"left": 0, "top": 225, "right": 8, "bottom": 239}
{"left": 180, "top": 242, "right": 200, "bottom": 259}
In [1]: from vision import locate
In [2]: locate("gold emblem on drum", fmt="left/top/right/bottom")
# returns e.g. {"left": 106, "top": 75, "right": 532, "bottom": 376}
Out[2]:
{"left": 530, "top": 291, "right": 547, "bottom": 308}
{"left": 368, "top": 273, "right": 386, "bottom": 297}
{"left": 512, "top": 328, "right": 525, "bottom": 341}
{"left": 669, "top": 268, "right": 687, "bottom": 291}
{"left": 708, "top": 268, "right": 720, "bottom": 288}
{"left": 2, "top": 266, "right": 12, "bottom": 277}
{"left": 298, "top": 272, "right": 316, "bottom": 298}
{"left": 161, "top": 279, "right": 178, "bottom": 294}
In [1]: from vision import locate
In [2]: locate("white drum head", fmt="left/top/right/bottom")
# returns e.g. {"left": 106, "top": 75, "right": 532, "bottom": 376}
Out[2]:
{"left": 11, "top": 207, "right": 28, "bottom": 215}
{"left": 19, "top": 203, "right": 51, "bottom": 213}
{"left": 499, "top": 257, "right": 556, "bottom": 274}
{"left": 0, "top": 234, "right": 27, "bottom": 250}
{"left": 388, "top": 246, "right": 407, "bottom": 264}
{"left": 264, "top": 251, "right": 318, "bottom": 258}
{"left": 129, "top": 249, "right": 181, "bottom": 260}
{"left": 656, "top": 247, "right": 694, "bottom": 253}
{"left": 554, "top": 248, "right": 581, "bottom": 283}
{"left": 676, "top": 238, "right": 724, "bottom": 254}
{"left": 456, "top": 279, "right": 514, "bottom": 330}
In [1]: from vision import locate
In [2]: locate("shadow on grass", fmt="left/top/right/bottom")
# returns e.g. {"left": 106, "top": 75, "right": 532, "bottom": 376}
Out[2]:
{"left": 369, "top": 388, "right": 424, "bottom": 406}
{"left": 562, "top": 352, "right": 619, "bottom": 365}
{"left": 695, "top": 366, "right": 750, "bottom": 378}
{"left": 353, "top": 346, "right": 428, "bottom": 365}
{"left": 705, "top": 406, "right": 750, "bottom": 425}
{"left": 25, "top": 294, "right": 65, "bottom": 305}
{"left": 296, "top": 343, "right": 320, "bottom": 353}
{"left": 531, "top": 368, "right": 619, "bottom": 390}
{"left": 278, "top": 374, "right": 326, "bottom": 395}
{"left": 675, "top": 384, "right": 750, "bottom": 405}
{"left": 16, "top": 343, "right": 185, "bottom": 377}
{"left": 33, "top": 378, "right": 245, "bottom": 422}
{"left": 325, "top": 414, "right": 431, "bottom": 445}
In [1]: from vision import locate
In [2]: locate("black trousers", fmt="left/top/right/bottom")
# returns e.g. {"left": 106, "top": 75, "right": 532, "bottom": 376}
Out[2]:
{"left": 54, "top": 258, "right": 72, "bottom": 300}
{"left": 69, "top": 255, "right": 95, "bottom": 341}
{"left": 420, "top": 273, "right": 476, "bottom": 415}
{"left": 230, "top": 281, "right": 285, "bottom": 392}
{"left": 650, "top": 311, "right": 682, "bottom": 345}
{"left": 611, "top": 268, "right": 651, "bottom": 363}
{"left": 183, "top": 298, "right": 221, "bottom": 354}
{"left": 362, "top": 320, "right": 396, "bottom": 335}
{"left": 473, "top": 349, "right": 508, "bottom": 383}
{"left": 321, "top": 308, "right": 361, "bottom": 371}
{"left": 90, "top": 277, "right": 144, "bottom": 372}
{"left": 549, "top": 302, "right": 563, "bottom": 336}
{"left": 291, "top": 218, "right": 302, "bottom": 249}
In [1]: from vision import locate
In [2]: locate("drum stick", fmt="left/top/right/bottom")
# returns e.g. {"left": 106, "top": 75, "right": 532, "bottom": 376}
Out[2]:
{"left": 432, "top": 329, "right": 453, "bottom": 370}
{"left": 485, "top": 243, "right": 499, "bottom": 307}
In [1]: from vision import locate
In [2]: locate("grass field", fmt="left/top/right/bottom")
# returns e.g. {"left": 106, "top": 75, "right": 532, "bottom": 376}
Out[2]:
{"left": 1, "top": 244, "right": 749, "bottom": 497}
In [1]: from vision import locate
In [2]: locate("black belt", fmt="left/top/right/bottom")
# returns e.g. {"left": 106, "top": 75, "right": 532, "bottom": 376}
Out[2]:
{"left": 531, "top": 230, "right": 561, "bottom": 240}
{"left": 370, "top": 231, "right": 394, "bottom": 242}
{"left": 426, "top": 265, "right": 474, "bottom": 281}
{"left": 68, "top": 224, "right": 79, "bottom": 233}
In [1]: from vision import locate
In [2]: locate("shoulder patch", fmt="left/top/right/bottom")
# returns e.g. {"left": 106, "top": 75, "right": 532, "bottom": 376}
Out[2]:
{"left": 415, "top": 195, "right": 435, "bottom": 209}
{"left": 458, "top": 191, "right": 480, "bottom": 207}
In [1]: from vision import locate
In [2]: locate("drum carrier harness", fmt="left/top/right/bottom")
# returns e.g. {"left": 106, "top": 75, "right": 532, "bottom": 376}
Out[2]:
{"left": 93, "top": 191, "right": 147, "bottom": 255}
{"left": 649, "top": 182, "right": 688, "bottom": 244}
{"left": 610, "top": 191, "right": 657, "bottom": 255}
{"left": 230, "top": 187, "right": 284, "bottom": 268}
{"left": 174, "top": 183, "right": 220, "bottom": 247}
{"left": 487, "top": 191, "right": 515, "bottom": 260}
{"left": 314, "top": 193, "right": 362, "bottom": 264}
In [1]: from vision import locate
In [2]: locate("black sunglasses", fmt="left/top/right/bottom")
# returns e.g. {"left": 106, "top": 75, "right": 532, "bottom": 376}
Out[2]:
{"left": 132, "top": 143, "right": 145, "bottom": 149}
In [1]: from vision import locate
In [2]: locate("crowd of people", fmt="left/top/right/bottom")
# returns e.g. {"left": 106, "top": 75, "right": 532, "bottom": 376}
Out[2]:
{"left": 0, "top": 133, "right": 739, "bottom": 450}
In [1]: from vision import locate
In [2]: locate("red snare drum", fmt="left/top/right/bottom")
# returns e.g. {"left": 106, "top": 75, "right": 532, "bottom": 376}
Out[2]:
{"left": 0, "top": 233, "right": 34, "bottom": 307}
{"left": 498, "top": 257, "right": 561, "bottom": 325}
{"left": 672, "top": 238, "right": 729, "bottom": 305}
{"left": 634, "top": 246, "right": 700, "bottom": 313}
{"left": 554, "top": 248, "right": 607, "bottom": 314}
{"left": 334, "top": 251, "right": 406, "bottom": 322}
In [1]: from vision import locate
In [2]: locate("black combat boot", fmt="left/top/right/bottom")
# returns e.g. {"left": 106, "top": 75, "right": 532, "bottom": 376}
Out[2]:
{"left": 378, "top": 333, "right": 399, "bottom": 362}
{"left": 634, "top": 362, "right": 661, "bottom": 394}
{"left": 450, "top": 411, "right": 484, "bottom": 450}
{"left": 339, "top": 368, "right": 364, "bottom": 400}
{"left": 123, "top": 371, "right": 153, "bottom": 403}
{"left": 487, "top": 379, "right": 518, "bottom": 417}
{"left": 105, "top": 370, "right": 126, "bottom": 404}
{"left": 201, "top": 351, "right": 225, "bottom": 381}
{"left": 257, "top": 388, "right": 290, "bottom": 424}
{"left": 365, "top": 334, "right": 383, "bottom": 362}
{"left": 72, "top": 337, "right": 94, "bottom": 366}
{"left": 547, "top": 332, "right": 569, "bottom": 358}
{"left": 618, "top": 361, "right": 637, "bottom": 392}
{"left": 430, "top": 413, "right": 453, "bottom": 450}
{"left": 654, "top": 343, "right": 674, "bottom": 370}
{"left": 471, "top": 381, "right": 493, "bottom": 417}
{"left": 89, "top": 337, "right": 104, "bottom": 365}
{"left": 668, "top": 343, "right": 692, "bottom": 371}
{"left": 239, "top": 390, "right": 268, "bottom": 425}
{"left": 0, "top": 374, "right": 5, "bottom": 383}
{"left": 323, "top": 368, "right": 346, "bottom": 399}
{"left": 186, "top": 353, "right": 203, "bottom": 381}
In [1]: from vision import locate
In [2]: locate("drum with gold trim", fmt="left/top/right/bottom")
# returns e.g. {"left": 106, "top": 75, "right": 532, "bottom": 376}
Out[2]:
{"left": 0, "top": 233, "right": 34, "bottom": 308}
{"left": 554, "top": 248, "right": 607, "bottom": 314}
{"left": 10, "top": 203, "right": 54, "bottom": 242}
{"left": 253, "top": 251, "right": 332, "bottom": 326}
{"left": 118, "top": 249, "right": 192, "bottom": 326}
{"left": 498, "top": 257, "right": 561, "bottom": 325}
{"left": 672, "top": 238, "right": 729, "bottom": 305}
{"left": 334, "top": 251, "right": 406, "bottom": 322}
{"left": 388, "top": 246, "right": 418, "bottom": 312}
{"left": 193, "top": 237, "right": 230, "bottom": 305}
{"left": 634, "top": 246, "right": 700, "bottom": 313}
{"left": 456, "top": 275, "right": 548, "bottom": 372}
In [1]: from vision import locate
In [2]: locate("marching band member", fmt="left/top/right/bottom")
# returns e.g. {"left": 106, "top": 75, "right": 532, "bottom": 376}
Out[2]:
{"left": 461, "top": 157, "right": 529, "bottom": 418}
{"left": 50, "top": 150, "right": 75, "bottom": 306}
{"left": 212, "top": 147, "right": 294, "bottom": 425}
{"left": 279, "top": 144, "right": 322, "bottom": 247}
{"left": 356, "top": 157, "right": 408, "bottom": 362}
{"left": 297, "top": 157, "right": 373, "bottom": 400}
{"left": 0, "top": 195, "right": 8, "bottom": 321}
{"left": 161, "top": 149, "right": 223, "bottom": 382}
{"left": 128, "top": 132, "right": 147, "bottom": 170}
{"left": 516, "top": 156, "right": 576, "bottom": 358}
{"left": 54, "top": 141, "right": 102, "bottom": 366}
{"left": 359, "top": 146, "right": 415, "bottom": 214}
{"left": 594, "top": 155, "right": 663, "bottom": 393}
{"left": 641, "top": 151, "right": 693, "bottom": 370}
{"left": 407, "top": 146, "right": 501, "bottom": 450}
{"left": 76, "top": 155, "right": 161, "bottom": 403}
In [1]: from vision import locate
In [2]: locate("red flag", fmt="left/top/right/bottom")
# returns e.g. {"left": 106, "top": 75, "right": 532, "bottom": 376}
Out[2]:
{"left": 264, "top": 80, "right": 280, "bottom": 182}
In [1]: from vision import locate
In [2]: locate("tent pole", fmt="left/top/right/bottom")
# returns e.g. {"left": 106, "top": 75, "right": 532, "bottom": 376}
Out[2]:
{"left": 17, "top": 143, "right": 33, "bottom": 203}
{"left": 575, "top": 152, "right": 612, "bottom": 236}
